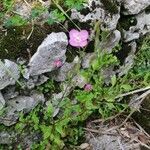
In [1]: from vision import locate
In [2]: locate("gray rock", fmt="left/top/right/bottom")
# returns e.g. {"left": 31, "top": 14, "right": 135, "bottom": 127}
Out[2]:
{"left": 122, "top": 0, "right": 150, "bottom": 15}
{"left": 24, "top": 75, "right": 49, "bottom": 89}
{"left": 71, "top": 0, "right": 120, "bottom": 31}
{"left": 102, "top": 67, "right": 116, "bottom": 85}
{"left": 0, "top": 91, "right": 45, "bottom": 126}
{"left": 0, "top": 92, "right": 5, "bottom": 110}
{"left": 118, "top": 42, "right": 137, "bottom": 76}
{"left": 101, "top": 30, "right": 121, "bottom": 53}
{"left": 89, "top": 134, "right": 140, "bottom": 150}
{"left": 72, "top": 75, "right": 87, "bottom": 88}
{"left": 13, "top": 1, "right": 50, "bottom": 21}
{"left": 13, "top": 1, "right": 31, "bottom": 19}
{"left": 123, "top": 11, "right": 150, "bottom": 42}
{"left": 28, "top": 32, "right": 68, "bottom": 76}
{"left": 35, "top": 75, "right": 49, "bottom": 86}
{"left": 82, "top": 53, "right": 96, "bottom": 69}
{"left": 51, "top": 56, "right": 80, "bottom": 82}
{"left": 0, "top": 132, "right": 14, "bottom": 144}
{"left": 2, "top": 86, "right": 19, "bottom": 101}
{"left": 0, "top": 60, "right": 20, "bottom": 90}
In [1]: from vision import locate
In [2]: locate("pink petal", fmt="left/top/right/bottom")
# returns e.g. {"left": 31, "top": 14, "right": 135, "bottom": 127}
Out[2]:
{"left": 69, "top": 29, "right": 80, "bottom": 39}
{"left": 69, "top": 39, "right": 80, "bottom": 47}
{"left": 79, "top": 30, "right": 89, "bottom": 40}
{"left": 79, "top": 40, "right": 88, "bottom": 47}
{"left": 84, "top": 84, "right": 93, "bottom": 91}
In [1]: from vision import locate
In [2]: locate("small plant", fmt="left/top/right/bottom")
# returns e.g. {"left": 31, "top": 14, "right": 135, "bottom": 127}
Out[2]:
{"left": 64, "top": 0, "right": 87, "bottom": 10}
{"left": 37, "top": 79, "right": 55, "bottom": 94}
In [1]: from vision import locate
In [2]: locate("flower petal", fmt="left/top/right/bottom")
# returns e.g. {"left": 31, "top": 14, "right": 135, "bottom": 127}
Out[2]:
{"left": 69, "top": 29, "right": 80, "bottom": 39}
{"left": 79, "top": 30, "right": 89, "bottom": 40}
{"left": 69, "top": 39, "right": 80, "bottom": 47}
{"left": 79, "top": 40, "right": 88, "bottom": 47}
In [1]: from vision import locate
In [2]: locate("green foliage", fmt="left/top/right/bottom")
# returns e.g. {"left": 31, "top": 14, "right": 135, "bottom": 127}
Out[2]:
{"left": 1, "top": 0, "right": 87, "bottom": 27}
{"left": 37, "top": 79, "right": 55, "bottom": 94}
{"left": 4, "top": 15, "right": 27, "bottom": 27}
{"left": 65, "top": 0, "right": 87, "bottom": 10}
{"left": 130, "top": 36, "right": 150, "bottom": 86}
{"left": 31, "top": 5, "right": 47, "bottom": 19}
{"left": 47, "top": 9, "right": 66, "bottom": 25}
{"left": 3, "top": 0, "right": 14, "bottom": 10}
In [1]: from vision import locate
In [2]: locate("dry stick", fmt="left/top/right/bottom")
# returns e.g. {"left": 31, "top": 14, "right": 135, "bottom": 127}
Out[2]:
{"left": 131, "top": 89, "right": 150, "bottom": 102}
{"left": 83, "top": 128, "right": 117, "bottom": 136}
{"left": 115, "top": 86, "right": 150, "bottom": 99}
{"left": 134, "top": 121, "right": 150, "bottom": 138}
{"left": 88, "top": 90, "right": 150, "bottom": 134}
{"left": 23, "top": 0, "right": 32, "bottom": 8}
{"left": 106, "top": 90, "right": 150, "bottom": 132}
{"left": 117, "top": 137, "right": 125, "bottom": 150}
{"left": 137, "top": 140, "right": 150, "bottom": 150}
{"left": 92, "top": 107, "right": 127, "bottom": 123}
{"left": 27, "top": 20, "right": 34, "bottom": 40}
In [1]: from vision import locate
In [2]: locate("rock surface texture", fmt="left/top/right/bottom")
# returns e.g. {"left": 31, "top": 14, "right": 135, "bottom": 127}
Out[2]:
{"left": 0, "top": 92, "right": 45, "bottom": 126}
{"left": 123, "top": 11, "right": 150, "bottom": 42}
{"left": 122, "top": 0, "right": 150, "bottom": 15}
{"left": 71, "top": 0, "right": 121, "bottom": 30}
{"left": 28, "top": 32, "right": 68, "bottom": 76}
{"left": 0, "top": 92, "right": 5, "bottom": 110}
{"left": 51, "top": 56, "right": 80, "bottom": 82}
{"left": 0, "top": 60, "right": 20, "bottom": 90}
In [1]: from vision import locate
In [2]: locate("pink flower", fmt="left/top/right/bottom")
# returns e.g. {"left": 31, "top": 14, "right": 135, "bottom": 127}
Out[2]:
{"left": 84, "top": 84, "right": 93, "bottom": 92}
{"left": 53, "top": 59, "right": 62, "bottom": 68}
{"left": 69, "top": 29, "right": 89, "bottom": 48}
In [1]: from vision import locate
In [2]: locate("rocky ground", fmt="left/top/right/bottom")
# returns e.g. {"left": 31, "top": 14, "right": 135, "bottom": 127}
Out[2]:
{"left": 0, "top": 0, "right": 150, "bottom": 149}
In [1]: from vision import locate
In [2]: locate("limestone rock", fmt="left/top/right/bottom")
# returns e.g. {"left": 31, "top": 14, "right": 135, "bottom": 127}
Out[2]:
{"left": 82, "top": 53, "right": 96, "bottom": 69}
{"left": 72, "top": 74, "right": 87, "bottom": 88}
{"left": 0, "top": 91, "right": 45, "bottom": 126}
{"left": 51, "top": 56, "right": 80, "bottom": 82}
{"left": 13, "top": 1, "right": 31, "bottom": 19}
{"left": 22, "top": 75, "right": 49, "bottom": 90}
{"left": 0, "top": 92, "right": 5, "bottom": 110}
{"left": 122, "top": 0, "right": 150, "bottom": 15}
{"left": 0, "top": 60, "right": 20, "bottom": 90}
{"left": 71, "top": 0, "right": 120, "bottom": 31}
{"left": 2, "top": 86, "right": 19, "bottom": 101}
{"left": 118, "top": 42, "right": 137, "bottom": 76}
{"left": 101, "top": 30, "right": 121, "bottom": 53}
{"left": 0, "top": 132, "right": 14, "bottom": 144}
{"left": 89, "top": 134, "right": 140, "bottom": 150}
{"left": 123, "top": 11, "right": 150, "bottom": 42}
{"left": 28, "top": 32, "right": 68, "bottom": 76}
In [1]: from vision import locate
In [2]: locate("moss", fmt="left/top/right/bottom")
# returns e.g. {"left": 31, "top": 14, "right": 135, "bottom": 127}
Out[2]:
{"left": 0, "top": 25, "right": 48, "bottom": 60}
{"left": 101, "top": 0, "right": 119, "bottom": 14}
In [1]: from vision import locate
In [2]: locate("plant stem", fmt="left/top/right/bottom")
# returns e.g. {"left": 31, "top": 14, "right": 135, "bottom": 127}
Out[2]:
{"left": 52, "top": 0, "right": 81, "bottom": 30}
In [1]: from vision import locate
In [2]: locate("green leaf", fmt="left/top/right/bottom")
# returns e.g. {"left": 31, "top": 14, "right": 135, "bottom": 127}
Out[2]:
{"left": 65, "top": 0, "right": 87, "bottom": 10}
{"left": 4, "top": 15, "right": 27, "bottom": 27}
{"left": 31, "top": 6, "right": 46, "bottom": 19}
{"left": 48, "top": 9, "right": 66, "bottom": 24}
{"left": 32, "top": 113, "right": 39, "bottom": 124}
{"left": 40, "top": 125, "right": 52, "bottom": 140}
{"left": 111, "top": 75, "right": 117, "bottom": 87}
{"left": 121, "top": 84, "right": 132, "bottom": 91}
{"left": 44, "top": 102, "right": 54, "bottom": 119}
{"left": 92, "top": 59, "right": 100, "bottom": 71}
